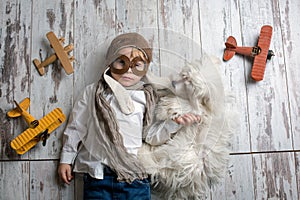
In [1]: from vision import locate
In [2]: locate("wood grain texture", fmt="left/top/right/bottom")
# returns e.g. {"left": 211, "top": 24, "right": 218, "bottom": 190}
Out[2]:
{"left": 199, "top": 0, "right": 252, "bottom": 153}
{"left": 158, "top": 0, "right": 202, "bottom": 77}
{"left": 73, "top": 0, "right": 115, "bottom": 97}
{"left": 252, "top": 152, "right": 298, "bottom": 199}
{"left": 239, "top": 0, "right": 292, "bottom": 152}
{"left": 30, "top": 160, "right": 74, "bottom": 200}
{"left": 0, "top": 0, "right": 32, "bottom": 160}
{"left": 278, "top": 0, "right": 300, "bottom": 150}
{"left": 0, "top": 0, "right": 300, "bottom": 199}
{"left": 0, "top": 161, "right": 30, "bottom": 199}
{"left": 212, "top": 154, "right": 255, "bottom": 200}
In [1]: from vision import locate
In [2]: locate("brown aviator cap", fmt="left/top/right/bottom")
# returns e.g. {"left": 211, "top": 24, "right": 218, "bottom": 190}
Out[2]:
{"left": 105, "top": 32, "right": 152, "bottom": 67}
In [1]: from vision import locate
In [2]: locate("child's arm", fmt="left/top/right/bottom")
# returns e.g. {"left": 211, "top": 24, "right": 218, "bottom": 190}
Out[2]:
{"left": 59, "top": 94, "right": 89, "bottom": 164}
{"left": 144, "top": 119, "right": 180, "bottom": 145}
{"left": 144, "top": 113, "right": 201, "bottom": 145}
{"left": 58, "top": 84, "right": 94, "bottom": 183}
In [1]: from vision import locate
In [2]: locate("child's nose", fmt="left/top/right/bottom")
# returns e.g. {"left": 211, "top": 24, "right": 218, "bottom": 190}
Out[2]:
{"left": 127, "top": 67, "right": 133, "bottom": 73}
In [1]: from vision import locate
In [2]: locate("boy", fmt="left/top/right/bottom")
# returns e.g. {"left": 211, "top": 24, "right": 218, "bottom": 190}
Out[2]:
{"left": 58, "top": 32, "right": 200, "bottom": 199}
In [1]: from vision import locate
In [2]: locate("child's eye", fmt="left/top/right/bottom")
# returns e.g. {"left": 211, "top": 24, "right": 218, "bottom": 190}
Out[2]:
{"left": 114, "top": 59, "right": 126, "bottom": 67}
{"left": 112, "top": 58, "right": 127, "bottom": 69}
{"left": 135, "top": 62, "right": 145, "bottom": 71}
{"left": 118, "top": 59, "right": 125, "bottom": 65}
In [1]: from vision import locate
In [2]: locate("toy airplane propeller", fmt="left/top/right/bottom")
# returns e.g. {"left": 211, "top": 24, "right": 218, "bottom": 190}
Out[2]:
{"left": 7, "top": 98, "right": 66, "bottom": 155}
{"left": 223, "top": 25, "right": 275, "bottom": 81}
{"left": 33, "top": 31, "right": 75, "bottom": 76}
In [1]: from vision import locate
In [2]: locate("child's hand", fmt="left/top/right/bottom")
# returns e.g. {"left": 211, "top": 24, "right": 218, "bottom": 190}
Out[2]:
{"left": 58, "top": 163, "right": 73, "bottom": 185}
{"left": 173, "top": 113, "right": 201, "bottom": 126}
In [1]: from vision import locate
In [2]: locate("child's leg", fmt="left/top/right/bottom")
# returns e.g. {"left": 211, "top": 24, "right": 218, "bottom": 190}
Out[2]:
{"left": 122, "top": 178, "right": 151, "bottom": 200}
{"left": 83, "top": 173, "right": 113, "bottom": 199}
{"left": 83, "top": 166, "right": 150, "bottom": 200}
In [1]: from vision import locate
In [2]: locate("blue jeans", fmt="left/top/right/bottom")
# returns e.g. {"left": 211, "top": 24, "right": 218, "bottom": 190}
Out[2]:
{"left": 83, "top": 167, "right": 150, "bottom": 200}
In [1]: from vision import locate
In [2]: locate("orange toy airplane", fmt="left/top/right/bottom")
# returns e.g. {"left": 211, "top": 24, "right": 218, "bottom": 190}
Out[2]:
{"left": 223, "top": 25, "right": 274, "bottom": 81}
{"left": 33, "top": 31, "right": 75, "bottom": 76}
{"left": 7, "top": 98, "right": 66, "bottom": 155}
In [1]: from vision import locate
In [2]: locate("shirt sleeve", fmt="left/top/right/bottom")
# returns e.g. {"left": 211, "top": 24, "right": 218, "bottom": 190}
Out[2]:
{"left": 145, "top": 119, "right": 182, "bottom": 145}
{"left": 59, "top": 86, "right": 92, "bottom": 164}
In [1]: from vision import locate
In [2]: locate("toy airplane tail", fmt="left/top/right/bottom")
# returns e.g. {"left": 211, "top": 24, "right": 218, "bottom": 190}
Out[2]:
{"left": 7, "top": 98, "right": 30, "bottom": 118}
{"left": 7, "top": 98, "right": 38, "bottom": 128}
{"left": 223, "top": 36, "right": 259, "bottom": 61}
{"left": 223, "top": 36, "right": 237, "bottom": 61}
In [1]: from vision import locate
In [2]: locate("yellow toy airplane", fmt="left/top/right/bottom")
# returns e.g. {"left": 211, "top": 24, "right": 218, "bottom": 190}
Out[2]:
{"left": 33, "top": 31, "right": 75, "bottom": 76}
{"left": 7, "top": 98, "right": 66, "bottom": 155}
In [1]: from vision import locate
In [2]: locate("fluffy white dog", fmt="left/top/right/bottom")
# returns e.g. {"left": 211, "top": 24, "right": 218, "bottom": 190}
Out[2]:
{"left": 139, "top": 56, "right": 235, "bottom": 200}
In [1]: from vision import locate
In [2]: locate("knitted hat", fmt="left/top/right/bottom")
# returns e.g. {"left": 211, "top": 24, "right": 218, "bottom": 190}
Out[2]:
{"left": 105, "top": 32, "right": 152, "bottom": 67}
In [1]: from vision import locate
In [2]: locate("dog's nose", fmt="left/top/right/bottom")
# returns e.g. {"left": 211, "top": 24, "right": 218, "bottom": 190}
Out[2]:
{"left": 171, "top": 81, "right": 176, "bottom": 88}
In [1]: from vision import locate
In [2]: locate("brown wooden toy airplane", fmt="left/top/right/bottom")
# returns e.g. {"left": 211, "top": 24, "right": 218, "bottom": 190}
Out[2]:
{"left": 33, "top": 31, "right": 75, "bottom": 76}
{"left": 223, "top": 25, "right": 274, "bottom": 81}
{"left": 7, "top": 98, "right": 66, "bottom": 155}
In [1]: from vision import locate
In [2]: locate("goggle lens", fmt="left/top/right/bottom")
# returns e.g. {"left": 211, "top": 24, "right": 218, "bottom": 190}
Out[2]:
{"left": 110, "top": 55, "right": 148, "bottom": 76}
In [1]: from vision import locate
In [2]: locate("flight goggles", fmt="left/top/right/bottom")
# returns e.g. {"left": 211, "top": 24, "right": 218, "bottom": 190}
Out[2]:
{"left": 110, "top": 55, "right": 149, "bottom": 76}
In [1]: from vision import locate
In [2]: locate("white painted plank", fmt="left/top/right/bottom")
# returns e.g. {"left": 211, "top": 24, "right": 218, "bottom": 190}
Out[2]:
{"left": 199, "top": 0, "right": 251, "bottom": 153}
{"left": 239, "top": 0, "right": 292, "bottom": 152}
{"left": 157, "top": 0, "right": 202, "bottom": 77}
{"left": 212, "top": 154, "right": 254, "bottom": 200}
{"left": 30, "top": 160, "right": 74, "bottom": 200}
{"left": 278, "top": 0, "right": 300, "bottom": 149}
{"left": 0, "top": 0, "right": 32, "bottom": 159}
{"left": 295, "top": 152, "right": 300, "bottom": 193}
{"left": 73, "top": 0, "right": 116, "bottom": 99}
{"left": 252, "top": 152, "right": 298, "bottom": 199}
{"left": 29, "top": 0, "right": 74, "bottom": 159}
{"left": 0, "top": 161, "right": 30, "bottom": 200}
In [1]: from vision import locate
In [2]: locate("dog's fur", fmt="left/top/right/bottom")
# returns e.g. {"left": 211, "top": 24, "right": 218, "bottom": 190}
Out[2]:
{"left": 139, "top": 58, "right": 235, "bottom": 200}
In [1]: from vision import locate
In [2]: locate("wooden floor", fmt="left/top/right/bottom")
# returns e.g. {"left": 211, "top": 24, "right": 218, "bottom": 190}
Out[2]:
{"left": 1, "top": 0, "right": 300, "bottom": 199}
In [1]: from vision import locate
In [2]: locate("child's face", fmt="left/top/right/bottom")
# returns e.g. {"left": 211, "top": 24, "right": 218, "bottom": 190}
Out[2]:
{"left": 110, "top": 47, "right": 147, "bottom": 87}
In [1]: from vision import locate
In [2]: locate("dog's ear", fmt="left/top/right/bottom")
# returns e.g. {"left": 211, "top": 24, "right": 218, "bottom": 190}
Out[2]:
{"left": 201, "top": 96, "right": 212, "bottom": 111}
{"left": 188, "top": 74, "right": 213, "bottom": 112}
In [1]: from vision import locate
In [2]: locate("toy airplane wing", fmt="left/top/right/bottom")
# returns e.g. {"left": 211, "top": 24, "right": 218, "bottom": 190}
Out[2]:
{"left": 46, "top": 31, "right": 74, "bottom": 75}
{"left": 10, "top": 108, "right": 66, "bottom": 155}
{"left": 251, "top": 25, "right": 273, "bottom": 81}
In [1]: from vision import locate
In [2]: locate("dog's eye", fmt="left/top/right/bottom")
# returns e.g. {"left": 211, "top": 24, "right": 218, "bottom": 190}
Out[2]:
{"left": 181, "top": 73, "right": 190, "bottom": 80}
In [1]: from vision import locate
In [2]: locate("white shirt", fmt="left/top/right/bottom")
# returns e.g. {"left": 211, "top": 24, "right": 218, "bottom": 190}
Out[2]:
{"left": 60, "top": 83, "right": 180, "bottom": 179}
{"left": 105, "top": 91, "right": 145, "bottom": 155}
